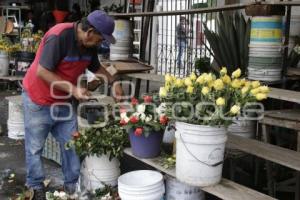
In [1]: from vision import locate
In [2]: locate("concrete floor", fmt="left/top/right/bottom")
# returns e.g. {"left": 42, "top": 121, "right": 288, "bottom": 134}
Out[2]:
{"left": 0, "top": 136, "right": 64, "bottom": 199}
{"left": 0, "top": 90, "right": 63, "bottom": 199}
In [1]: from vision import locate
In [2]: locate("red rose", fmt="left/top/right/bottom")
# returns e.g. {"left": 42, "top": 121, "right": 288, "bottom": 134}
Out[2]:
{"left": 134, "top": 127, "right": 143, "bottom": 136}
{"left": 120, "top": 119, "right": 127, "bottom": 126}
{"left": 159, "top": 115, "right": 169, "bottom": 125}
{"left": 72, "top": 131, "right": 80, "bottom": 140}
{"left": 131, "top": 97, "right": 139, "bottom": 105}
{"left": 130, "top": 116, "right": 139, "bottom": 124}
{"left": 143, "top": 95, "right": 152, "bottom": 103}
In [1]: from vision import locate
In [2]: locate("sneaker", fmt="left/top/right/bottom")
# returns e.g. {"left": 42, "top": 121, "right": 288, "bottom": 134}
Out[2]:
{"left": 32, "top": 188, "right": 46, "bottom": 200}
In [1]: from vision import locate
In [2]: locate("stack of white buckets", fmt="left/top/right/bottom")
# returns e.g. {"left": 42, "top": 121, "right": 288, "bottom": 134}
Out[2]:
{"left": 118, "top": 170, "right": 165, "bottom": 200}
{"left": 7, "top": 96, "right": 25, "bottom": 140}
{"left": 0, "top": 52, "right": 9, "bottom": 76}
{"left": 248, "top": 16, "right": 283, "bottom": 82}
{"left": 80, "top": 155, "right": 120, "bottom": 191}
{"left": 110, "top": 19, "right": 133, "bottom": 60}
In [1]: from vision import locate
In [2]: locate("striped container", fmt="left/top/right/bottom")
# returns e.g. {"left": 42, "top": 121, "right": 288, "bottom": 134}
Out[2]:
{"left": 250, "top": 16, "right": 283, "bottom": 45}
{"left": 248, "top": 16, "right": 283, "bottom": 83}
{"left": 110, "top": 19, "right": 133, "bottom": 60}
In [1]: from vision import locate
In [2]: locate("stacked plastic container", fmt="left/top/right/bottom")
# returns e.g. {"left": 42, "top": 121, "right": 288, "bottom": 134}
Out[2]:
{"left": 248, "top": 16, "right": 283, "bottom": 82}
{"left": 118, "top": 170, "right": 165, "bottom": 200}
{"left": 110, "top": 19, "right": 133, "bottom": 60}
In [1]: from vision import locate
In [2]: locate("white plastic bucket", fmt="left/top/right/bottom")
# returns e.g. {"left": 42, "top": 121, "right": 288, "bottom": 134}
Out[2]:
{"left": 7, "top": 121, "right": 25, "bottom": 140}
{"left": 228, "top": 118, "right": 256, "bottom": 139}
{"left": 118, "top": 170, "right": 165, "bottom": 200}
{"left": 110, "top": 46, "right": 130, "bottom": 54}
{"left": 248, "top": 56, "right": 282, "bottom": 65}
{"left": 114, "top": 39, "right": 132, "bottom": 47}
{"left": 81, "top": 155, "right": 120, "bottom": 191}
{"left": 290, "top": 15, "right": 300, "bottom": 36}
{"left": 165, "top": 176, "right": 205, "bottom": 200}
{"left": 175, "top": 122, "right": 227, "bottom": 186}
{"left": 110, "top": 53, "right": 130, "bottom": 60}
{"left": 249, "top": 44, "right": 282, "bottom": 57}
{"left": 0, "top": 52, "right": 9, "bottom": 76}
{"left": 248, "top": 67, "right": 282, "bottom": 82}
{"left": 8, "top": 101, "right": 24, "bottom": 123}
{"left": 163, "top": 126, "right": 175, "bottom": 144}
{"left": 6, "top": 96, "right": 25, "bottom": 140}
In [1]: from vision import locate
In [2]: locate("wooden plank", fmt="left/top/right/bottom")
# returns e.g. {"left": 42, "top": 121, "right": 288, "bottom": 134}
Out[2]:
{"left": 0, "top": 5, "right": 30, "bottom": 9}
{"left": 124, "top": 73, "right": 164, "bottom": 83}
{"left": 124, "top": 148, "right": 276, "bottom": 200}
{"left": 268, "top": 87, "right": 300, "bottom": 104}
{"left": 111, "top": 1, "right": 300, "bottom": 18}
{"left": 260, "top": 117, "right": 300, "bottom": 131}
{"left": 287, "top": 67, "right": 300, "bottom": 77}
{"left": 264, "top": 109, "right": 300, "bottom": 122}
{"left": 0, "top": 76, "right": 23, "bottom": 81}
{"left": 110, "top": 3, "right": 249, "bottom": 17}
{"left": 227, "top": 134, "right": 300, "bottom": 171}
{"left": 102, "top": 61, "right": 153, "bottom": 74}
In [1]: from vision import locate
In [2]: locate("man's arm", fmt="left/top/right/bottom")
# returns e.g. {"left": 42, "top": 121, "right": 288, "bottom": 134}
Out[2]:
{"left": 37, "top": 64, "right": 90, "bottom": 100}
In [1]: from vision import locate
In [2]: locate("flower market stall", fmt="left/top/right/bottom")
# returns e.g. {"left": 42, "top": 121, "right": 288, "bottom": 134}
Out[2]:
{"left": 2, "top": 1, "right": 300, "bottom": 200}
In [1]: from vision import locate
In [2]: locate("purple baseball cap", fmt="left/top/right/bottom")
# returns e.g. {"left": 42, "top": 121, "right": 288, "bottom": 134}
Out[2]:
{"left": 87, "top": 10, "right": 116, "bottom": 44}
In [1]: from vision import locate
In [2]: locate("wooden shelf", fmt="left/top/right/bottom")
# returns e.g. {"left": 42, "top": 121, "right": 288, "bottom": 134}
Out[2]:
{"left": 227, "top": 134, "right": 300, "bottom": 171}
{"left": 0, "top": 76, "right": 23, "bottom": 81}
{"left": 287, "top": 67, "right": 300, "bottom": 77}
{"left": 0, "top": 5, "right": 30, "bottom": 10}
{"left": 124, "top": 148, "right": 276, "bottom": 200}
{"left": 269, "top": 87, "right": 300, "bottom": 104}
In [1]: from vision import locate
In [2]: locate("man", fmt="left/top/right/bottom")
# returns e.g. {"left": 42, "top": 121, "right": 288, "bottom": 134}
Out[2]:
{"left": 176, "top": 16, "right": 189, "bottom": 69}
{"left": 22, "top": 10, "right": 122, "bottom": 199}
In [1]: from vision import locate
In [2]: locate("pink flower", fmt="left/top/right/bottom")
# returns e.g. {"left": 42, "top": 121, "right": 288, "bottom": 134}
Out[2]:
{"left": 143, "top": 95, "right": 152, "bottom": 103}
{"left": 159, "top": 115, "right": 169, "bottom": 125}
{"left": 130, "top": 116, "right": 139, "bottom": 124}
{"left": 131, "top": 97, "right": 139, "bottom": 105}
{"left": 120, "top": 119, "right": 127, "bottom": 126}
{"left": 72, "top": 131, "right": 80, "bottom": 140}
{"left": 134, "top": 127, "right": 143, "bottom": 136}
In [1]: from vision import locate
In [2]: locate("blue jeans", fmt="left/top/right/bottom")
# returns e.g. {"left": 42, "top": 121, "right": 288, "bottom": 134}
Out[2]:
{"left": 177, "top": 39, "right": 186, "bottom": 68}
{"left": 22, "top": 91, "right": 80, "bottom": 190}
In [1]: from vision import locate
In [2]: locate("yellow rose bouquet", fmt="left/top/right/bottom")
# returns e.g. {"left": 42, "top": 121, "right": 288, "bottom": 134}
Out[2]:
{"left": 159, "top": 67, "right": 270, "bottom": 126}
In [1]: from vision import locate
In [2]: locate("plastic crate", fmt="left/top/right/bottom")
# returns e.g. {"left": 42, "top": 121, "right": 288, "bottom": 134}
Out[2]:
{"left": 42, "top": 134, "right": 62, "bottom": 165}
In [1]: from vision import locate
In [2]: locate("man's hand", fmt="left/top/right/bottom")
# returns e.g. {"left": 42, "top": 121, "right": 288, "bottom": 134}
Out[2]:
{"left": 87, "top": 79, "right": 102, "bottom": 91}
{"left": 72, "top": 87, "right": 91, "bottom": 101}
{"left": 113, "top": 83, "right": 124, "bottom": 102}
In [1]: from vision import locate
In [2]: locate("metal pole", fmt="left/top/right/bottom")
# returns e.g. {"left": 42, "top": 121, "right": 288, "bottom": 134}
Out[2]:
{"left": 282, "top": 5, "right": 291, "bottom": 89}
